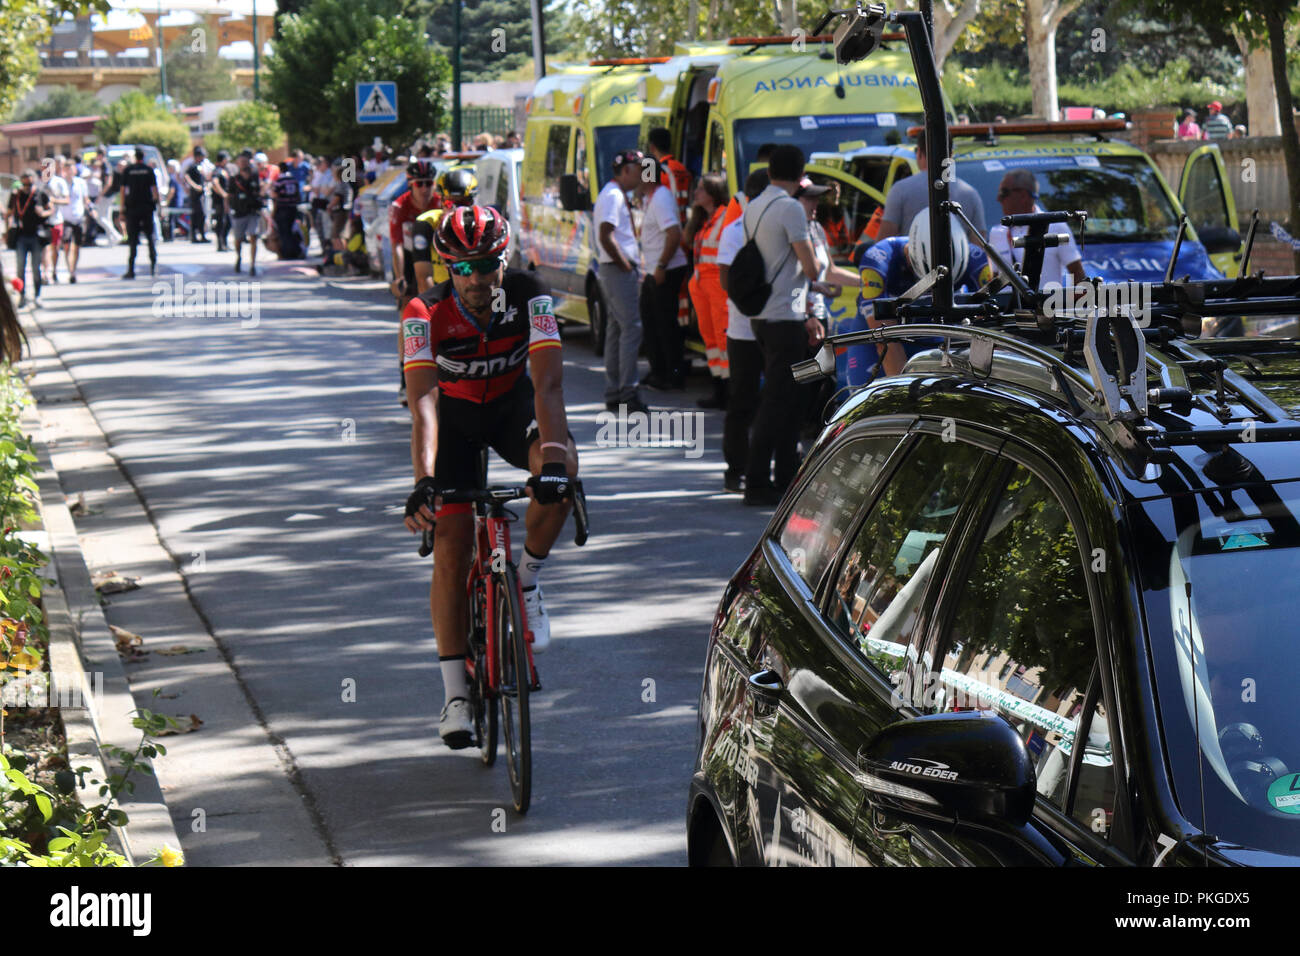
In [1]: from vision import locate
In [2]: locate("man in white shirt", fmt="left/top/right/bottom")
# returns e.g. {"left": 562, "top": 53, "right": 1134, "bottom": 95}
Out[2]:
{"left": 989, "top": 168, "right": 1086, "bottom": 289}
{"left": 42, "top": 156, "right": 69, "bottom": 281}
{"left": 594, "top": 150, "right": 649, "bottom": 413}
{"left": 636, "top": 161, "right": 690, "bottom": 390}
{"left": 741, "top": 145, "right": 825, "bottom": 506}
{"left": 60, "top": 158, "right": 89, "bottom": 282}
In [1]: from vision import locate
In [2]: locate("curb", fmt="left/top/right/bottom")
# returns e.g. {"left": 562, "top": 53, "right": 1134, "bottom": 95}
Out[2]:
{"left": 23, "top": 396, "right": 184, "bottom": 866}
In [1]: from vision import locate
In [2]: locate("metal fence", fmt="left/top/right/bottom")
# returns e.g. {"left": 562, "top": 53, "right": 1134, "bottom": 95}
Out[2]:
{"left": 456, "top": 106, "right": 517, "bottom": 141}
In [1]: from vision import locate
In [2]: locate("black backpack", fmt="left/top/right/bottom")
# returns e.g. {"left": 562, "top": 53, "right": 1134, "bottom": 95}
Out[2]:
{"left": 728, "top": 195, "right": 794, "bottom": 317}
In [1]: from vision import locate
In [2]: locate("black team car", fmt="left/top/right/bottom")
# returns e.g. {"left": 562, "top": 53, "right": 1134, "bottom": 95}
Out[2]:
{"left": 688, "top": 2, "right": 1300, "bottom": 867}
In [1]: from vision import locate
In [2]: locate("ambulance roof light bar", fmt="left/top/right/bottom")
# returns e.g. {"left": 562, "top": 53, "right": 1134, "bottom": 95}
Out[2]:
{"left": 903, "top": 118, "right": 1130, "bottom": 140}
{"left": 587, "top": 56, "right": 671, "bottom": 66}
{"left": 727, "top": 31, "right": 903, "bottom": 48}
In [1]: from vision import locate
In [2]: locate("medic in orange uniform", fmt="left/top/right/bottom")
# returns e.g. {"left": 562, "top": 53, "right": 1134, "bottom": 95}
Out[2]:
{"left": 685, "top": 174, "right": 731, "bottom": 407}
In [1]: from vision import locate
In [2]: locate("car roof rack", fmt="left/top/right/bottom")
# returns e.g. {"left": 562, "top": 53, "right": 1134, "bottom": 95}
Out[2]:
{"left": 798, "top": 2, "right": 1300, "bottom": 463}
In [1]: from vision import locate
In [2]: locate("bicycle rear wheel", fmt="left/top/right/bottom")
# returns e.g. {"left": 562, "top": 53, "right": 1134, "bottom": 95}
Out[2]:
{"left": 494, "top": 563, "right": 531, "bottom": 813}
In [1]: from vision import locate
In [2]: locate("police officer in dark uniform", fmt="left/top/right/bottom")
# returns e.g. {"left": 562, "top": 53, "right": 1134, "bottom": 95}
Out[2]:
{"left": 121, "top": 148, "right": 159, "bottom": 278}
{"left": 185, "top": 146, "right": 208, "bottom": 243}
{"left": 272, "top": 165, "right": 304, "bottom": 259}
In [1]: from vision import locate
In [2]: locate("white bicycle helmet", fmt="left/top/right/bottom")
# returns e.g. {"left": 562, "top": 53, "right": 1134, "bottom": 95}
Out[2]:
{"left": 906, "top": 209, "right": 969, "bottom": 280}
{"left": 254, "top": 151, "right": 268, "bottom": 165}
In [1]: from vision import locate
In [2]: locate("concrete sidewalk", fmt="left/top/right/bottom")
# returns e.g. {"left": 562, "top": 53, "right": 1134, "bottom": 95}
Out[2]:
{"left": 23, "top": 316, "right": 335, "bottom": 867}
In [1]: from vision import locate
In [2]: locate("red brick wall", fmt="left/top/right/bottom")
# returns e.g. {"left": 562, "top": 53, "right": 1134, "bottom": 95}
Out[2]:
{"left": 1129, "top": 110, "right": 1177, "bottom": 153}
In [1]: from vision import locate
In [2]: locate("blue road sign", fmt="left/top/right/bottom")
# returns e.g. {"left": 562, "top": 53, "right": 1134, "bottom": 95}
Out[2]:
{"left": 357, "top": 82, "right": 398, "bottom": 124}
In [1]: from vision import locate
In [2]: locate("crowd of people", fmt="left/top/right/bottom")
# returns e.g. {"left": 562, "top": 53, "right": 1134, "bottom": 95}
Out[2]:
{"left": 587, "top": 125, "right": 1092, "bottom": 505}
{"left": 1177, "top": 101, "right": 1247, "bottom": 140}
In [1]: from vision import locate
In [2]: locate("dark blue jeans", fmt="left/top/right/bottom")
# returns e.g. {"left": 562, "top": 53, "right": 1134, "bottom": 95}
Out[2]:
{"left": 15, "top": 235, "right": 42, "bottom": 299}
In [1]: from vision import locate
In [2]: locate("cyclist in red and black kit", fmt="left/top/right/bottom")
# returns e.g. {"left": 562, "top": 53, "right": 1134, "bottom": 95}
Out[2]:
{"left": 401, "top": 205, "right": 579, "bottom": 749}
{"left": 391, "top": 159, "right": 442, "bottom": 405}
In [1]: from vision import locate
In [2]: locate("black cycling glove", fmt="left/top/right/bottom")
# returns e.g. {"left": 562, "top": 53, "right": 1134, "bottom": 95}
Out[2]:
{"left": 527, "top": 463, "right": 571, "bottom": 505}
{"left": 405, "top": 476, "right": 439, "bottom": 519}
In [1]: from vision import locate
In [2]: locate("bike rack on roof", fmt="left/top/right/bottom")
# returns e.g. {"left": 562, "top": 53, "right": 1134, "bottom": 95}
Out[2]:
{"left": 797, "top": 2, "right": 1300, "bottom": 461}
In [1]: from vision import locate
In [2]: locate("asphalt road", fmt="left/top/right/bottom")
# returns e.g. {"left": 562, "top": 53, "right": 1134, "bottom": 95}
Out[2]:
{"left": 14, "top": 236, "right": 765, "bottom": 865}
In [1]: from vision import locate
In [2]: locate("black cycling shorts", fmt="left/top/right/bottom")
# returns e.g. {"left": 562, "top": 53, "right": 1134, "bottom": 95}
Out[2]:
{"left": 434, "top": 377, "right": 540, "bottom": 516}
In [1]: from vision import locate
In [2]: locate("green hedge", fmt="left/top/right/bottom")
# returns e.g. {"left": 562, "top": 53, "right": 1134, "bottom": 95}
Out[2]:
{"left": 944, "top": 59, "right": 1241, "bottom": 122}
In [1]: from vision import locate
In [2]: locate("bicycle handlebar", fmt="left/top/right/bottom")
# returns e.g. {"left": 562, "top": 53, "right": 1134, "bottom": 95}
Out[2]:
{"left": 416, "top": 479, "right": 589, "bottom": 557}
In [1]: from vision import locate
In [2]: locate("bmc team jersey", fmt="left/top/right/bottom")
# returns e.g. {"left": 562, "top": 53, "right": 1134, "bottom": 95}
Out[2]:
{"left": 390, "top": 192, "right": 438, "bottom": 286}
{"left": 401, "top": 270, "right": 561, "bottom": 403}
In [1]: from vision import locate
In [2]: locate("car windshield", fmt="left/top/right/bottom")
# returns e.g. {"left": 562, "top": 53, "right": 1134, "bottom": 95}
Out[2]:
{"left": 1137, "top": 481, "right": 1300, "bottom": 855}
{"left": 956, "top": 153, "right": 1180, "bottom": 242}
{"left": 594, "top": 125, "right": 640, "bottom": 190}
{"left": 734, "top": 114, "right": 922, "bottom": 180}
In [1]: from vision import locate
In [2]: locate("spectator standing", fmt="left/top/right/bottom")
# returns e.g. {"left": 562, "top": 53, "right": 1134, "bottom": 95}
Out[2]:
{"left": 59, "top": 157, "right": 88, "bottom": 283}
{"left": 210, "top": 150, "right": 232, "bottom": 252}
{"left": 271, "top": 158, "right": 305, "bottom": 259}
{"left": 715, "top": 170, "right": 770, "bottom": 494}
{"left": 1203, "top": 101, "right": 1233, "bottom": 141}
{"left": 646, "top": 127, "right": 692, "bottom": 224}
{"left": 185, "top": 146, "right": 209, "bottom": 242}
{"left": 228, "top": 150, "right": 264, "bottom": 275}
{"left": 1177, "top": 109, "right": 1201, "bottom": 140}
{"left": 741, "top": 145, "right": 825, "bottom": 506}
{"left": 504, "top": 131, "right": 522, "bottom": 149}
{"left": 120, "top": 148, "right": 159, "bottom": 278}
{"left": 684, "top": 173, "right": 731, "bottom": 408}
{"left": 877, "top": 127, "right": 986, "bottom": 240}
{"left": 164, "top": 160, "right": 184, "bottom": 240}
{"left": 636, "top": 161, "right": 690, "bottom": 391}
{"left": 5, "top": 169, "right": 51, "bottom": 307}
{"left": 310, "top": 156, "right": 335, "bottom": 254}
{"left": 41, "top": 156, "right": 69, "bottom": 282}
{"left": 594, "top": 149, "right": 649, "bottom": 414}
{"left": 988, "top": 168, "right": 1086, "bottom": 288}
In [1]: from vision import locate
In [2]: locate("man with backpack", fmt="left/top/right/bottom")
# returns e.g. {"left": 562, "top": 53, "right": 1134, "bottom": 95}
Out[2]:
{"left": 728, "top": 145, "right": 826, "bottom": 507}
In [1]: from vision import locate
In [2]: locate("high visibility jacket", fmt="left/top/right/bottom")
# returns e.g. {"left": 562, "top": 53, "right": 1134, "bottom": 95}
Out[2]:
{"left": 694, "top": 206, "right": 726, "bottom": 267}
{"left": 722, "top": 192, "right": 746, "bottom": 228}
{"left": 659, "top": 154, "right": 692, "bottom": 225}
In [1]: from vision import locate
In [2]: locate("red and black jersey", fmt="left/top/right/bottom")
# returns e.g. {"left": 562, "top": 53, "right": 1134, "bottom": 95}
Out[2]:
{"left": 401, "top": 270, "right": 561, "bottom": 403}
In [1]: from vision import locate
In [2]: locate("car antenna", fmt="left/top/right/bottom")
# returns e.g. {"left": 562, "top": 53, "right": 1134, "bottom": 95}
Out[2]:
{"left": 1238, "top": 209, "right": 1260, "bottom": 279}
{"left": 1164, "top": 212, "right": 1188, "bottom": 285}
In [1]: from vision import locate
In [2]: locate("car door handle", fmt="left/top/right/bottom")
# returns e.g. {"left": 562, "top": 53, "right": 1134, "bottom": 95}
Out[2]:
{"left": 747, "top": 669, "right": 783, "bottom": 718}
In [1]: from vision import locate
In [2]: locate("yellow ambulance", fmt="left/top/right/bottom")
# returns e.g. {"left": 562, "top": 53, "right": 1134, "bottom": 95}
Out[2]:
{"left": 638, "top": 33, "right": 948, "bottom": 339}
{"left": 519, "top": 60, "right": 656, "bottom": 351}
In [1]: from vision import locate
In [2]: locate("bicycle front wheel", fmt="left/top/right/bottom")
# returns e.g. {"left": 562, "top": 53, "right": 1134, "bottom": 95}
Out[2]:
{"left": 494, "top": 564, "right": 531, "bottom": 813}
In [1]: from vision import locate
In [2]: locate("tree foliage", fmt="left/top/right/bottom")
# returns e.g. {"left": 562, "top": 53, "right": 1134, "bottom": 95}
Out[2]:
{"left": 207, "top": 100, "right": 285, "bottom": 155}
{"left": 13, "top": 84, "right": 100, "bottom": 122}
{"left": 93, "top": 90, "right": 172, "bottom": 144}
{"left": 140, "top": 33, "right": 239, "bottom": 108}
{"left": 265, "top": 0, "right": 450, "bottom": 155}
{"left": 119, "top": 117, "right": 192, "bottom": 161}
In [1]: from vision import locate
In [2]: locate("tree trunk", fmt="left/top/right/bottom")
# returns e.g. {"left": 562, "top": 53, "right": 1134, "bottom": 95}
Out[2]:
{"left": 1264, "top": 6, "right": 1300, "bottom": 274}
{"left": 778, "top": 0, "right": 798, "bottom": 34}
{"left": 932, "top": 0, "right": 983, "bottom": 72}
{"left": 1235, "top": 27, "right": 1279, "bottom": 136}
{"left": 1024, "top": 0, "right": 1081, "bottom": 122}
{"left": 687, "top": 0, "right": 699, "bottom": 40}
{"left": 706, "top": 0, "right": 719, "bottom": 40}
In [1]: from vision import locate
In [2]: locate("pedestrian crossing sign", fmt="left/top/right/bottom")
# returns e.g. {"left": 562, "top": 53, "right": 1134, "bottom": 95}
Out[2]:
{"left": 357, "top": 82, "right": 398, "bottom": 124}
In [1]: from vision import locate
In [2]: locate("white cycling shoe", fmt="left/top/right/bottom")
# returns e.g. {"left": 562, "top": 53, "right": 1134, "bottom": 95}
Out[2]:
{"left": 523, "top": 584, "right": 550, "bottom": 653}
{"left": 439, "top": 697, "right": 473, "bottom": 750}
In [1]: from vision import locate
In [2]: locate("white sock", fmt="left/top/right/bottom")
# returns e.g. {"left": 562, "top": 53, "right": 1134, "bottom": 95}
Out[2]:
{"left": 439, "top": 654, "right": 468, "bottom": 703}
{"left": 518, "top": 546, "right": 547, "bottom": 590}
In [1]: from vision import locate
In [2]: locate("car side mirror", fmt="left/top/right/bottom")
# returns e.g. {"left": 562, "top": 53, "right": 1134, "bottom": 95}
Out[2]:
{"left": 559, "top": 174, "right": 589, "bottom": 212}
{"left": 857, "top": 711, "right": 1037, "bottom": 830}
{"left": 1196, "top": 226, "right": 1241, "bottom": 255}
